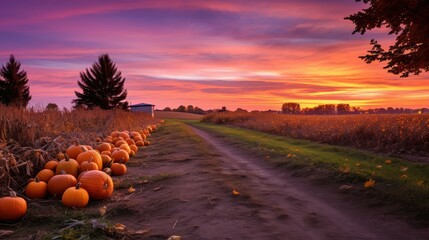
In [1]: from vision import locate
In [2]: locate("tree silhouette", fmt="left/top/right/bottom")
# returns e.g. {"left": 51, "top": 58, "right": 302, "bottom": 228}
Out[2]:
{"left": 346, "top": 0, "right": 429, "bottom": 77}
{"left": 0, "top": 55, "right": 31, "bottom": 107}
{"left": 336, "top": 104, "right": 351, "bottom": 114}
{"left": 282, "top": 102, "right": 300, "bottom": 114}
{"left": 72, "top": 54, "right": 128, "bottom": 110}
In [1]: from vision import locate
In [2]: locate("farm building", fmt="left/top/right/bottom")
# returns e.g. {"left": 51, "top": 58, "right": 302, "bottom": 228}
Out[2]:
{"left": 129, "top": 103, "right": 155, "bottom": 117}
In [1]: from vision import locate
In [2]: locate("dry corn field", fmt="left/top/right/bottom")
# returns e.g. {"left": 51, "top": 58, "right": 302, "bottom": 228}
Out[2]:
{"left": 0, "top": 105, "right": 157, "bottom": 195}
{"left": 202, "top": 112, "right": 429, "bottom": 158}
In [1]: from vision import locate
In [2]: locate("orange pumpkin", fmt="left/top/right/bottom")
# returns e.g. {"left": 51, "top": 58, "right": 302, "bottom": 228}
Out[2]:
{"left": 57, "top": 152, "right": 66, "bottom": 160}
{"left": 66, "top": 145, "right": 88, "bottom": 159}
{"left": 80, "top": 158, "right": 99, "bottom": 172}
{"left": 101, "top": 151, "right": 111, "bottom": 157}
{"left": 135, "top": 140, "right": 145, "bottom": 146}
{"left": 119, "top": 132, "right": 130, "bottom": 140}
{"left": 111, "top": 149, "right": 129, "bottom": 163}
{"left": 95, "top": 137, "right": 102, "bottom": 142}
{"left": 0, "top": 191, "right": 27, "bottom": 221}
{"left": 133, "top": 135, "right": 143, "bottom": 142}
{"left": 129, "top": 150, "right": 136, "bottom": 157}
{"left": 129, "top": 145, "right": 138, "bottom": 153}
{"left": 62, "top": 183, "right": 89, "bottom": 208}
{"left": 114, "top": 140, "right": 127, "bottom": 147}
{"left": 48, "top": 171, "right": 77, "bottom": 197}
{"left": 101, "top": 154, "right": 112, "bottom": 167}
{"left": 110, "top": 131, "right": 120, "bottom": 137}
{"left": 25, "top": 177, "right": 48, "bottom": 199}
{"left": 36, "top": 169, "right": 55, "bottom": 182}
{"left": 111, "top": 163, "right": 127, "bottom": 176}
{"left": 79, "top": 170, "right": 114, "bottom": 200}
{"left": 85, "top": 145, "right": 93, "bottom": 150}
{"left": 44, "top": 160, "right": 58, "bottom": 171}
{"left": 76, "top": 150, "right": 102, "bottom": 170}
{"left": 125, "top": 138, "right": 136, "bottom": 146}
{"left": 112, "top": 136, "right": 124, "bottom": 144}
{"left": 96, "top": 143, "right": 111, "bottom": 153}
{"left": 144, "top": 140, "right": 151, "bottom": 146}
{"left": 103, "top": 167, "right": 112, "bottom": 176}
{"left": 56, "top": 156, "right": 80, "bottom": 178}
{"left": 119, "top": 143, "right": 131, "bottom": 154}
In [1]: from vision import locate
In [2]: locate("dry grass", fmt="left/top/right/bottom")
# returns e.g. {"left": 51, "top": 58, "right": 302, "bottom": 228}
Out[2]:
{"left": 202, "top": 112, "right": 429, "bottom": 157}
{"left": 0, "top": 105, "right": 157, "bottom": 194}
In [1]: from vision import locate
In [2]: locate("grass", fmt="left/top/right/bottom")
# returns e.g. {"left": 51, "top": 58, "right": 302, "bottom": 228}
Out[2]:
{"left": 187, "top": 120, "right": 429, "bottom": 219}
{"left": 201, "top": 112, "right": 429, "bottom": 157}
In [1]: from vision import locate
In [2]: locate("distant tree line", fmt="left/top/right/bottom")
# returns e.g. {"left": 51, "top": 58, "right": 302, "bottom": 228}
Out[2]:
{"left": 282, "top": 102, "right": 426, "bottom": 115}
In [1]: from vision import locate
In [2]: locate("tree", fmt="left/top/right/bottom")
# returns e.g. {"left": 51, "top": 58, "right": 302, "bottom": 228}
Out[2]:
{"left": 281, "top": 102, "right": 300, "bottom": 114}
{"left": 46, "top": 103, "right": 59, "bottom": 111}
{"left": 346, "top": 0, "right": 429, "bottom": 77}
{"left": 187, "top": 105, "right": 194, "bottom": 113}
{"left": 336, "top": 104, "right": 351, "bottom": 114}
{"left": 72, "top": 54, "right": 128, "bottom": 110}
{"left": 177, "top": 105, "right": 186, "bottom": 112}
{"left": 0, "top": 55, "right": 31, "bottom": 107}
{"left": 163, "top": 107, "right": 172, "bottom": 111}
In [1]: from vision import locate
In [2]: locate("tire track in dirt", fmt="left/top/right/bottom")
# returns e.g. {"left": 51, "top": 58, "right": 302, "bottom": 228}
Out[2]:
{"left": 189, "top": 125, "right": 429, "bottom": 240}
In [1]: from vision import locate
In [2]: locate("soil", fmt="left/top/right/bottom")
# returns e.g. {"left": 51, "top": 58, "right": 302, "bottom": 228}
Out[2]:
{"left": 2, "top": 121, "right": 429, "bottom": 239}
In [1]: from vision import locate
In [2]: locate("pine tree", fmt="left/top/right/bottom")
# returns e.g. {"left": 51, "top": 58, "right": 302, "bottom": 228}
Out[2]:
{"left": 0, "top": 55, "right": 32, "bottom": 107}
{"left": 72, "top": 54, "right": 128, "bottom": 110}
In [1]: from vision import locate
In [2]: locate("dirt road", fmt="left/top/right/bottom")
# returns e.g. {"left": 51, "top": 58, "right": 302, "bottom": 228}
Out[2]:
{"left": 113, "top": 121, "right": 428, "bottom": 240}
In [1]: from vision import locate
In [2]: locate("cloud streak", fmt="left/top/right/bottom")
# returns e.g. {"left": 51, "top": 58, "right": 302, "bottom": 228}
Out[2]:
{"left": 0, "top": 0, "right": 427, "bottom": 110}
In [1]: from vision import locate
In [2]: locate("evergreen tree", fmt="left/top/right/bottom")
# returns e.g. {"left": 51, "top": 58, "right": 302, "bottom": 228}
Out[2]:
{"left": 0, "top": 55, "right": 32, "bottom": 107}
{"left": 72, "top": 54, "right": 128, "bottom": 109}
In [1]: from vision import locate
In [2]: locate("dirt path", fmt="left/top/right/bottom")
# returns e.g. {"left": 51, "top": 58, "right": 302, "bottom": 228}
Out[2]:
{"left": 186, "top": 125, "right": 429, "bottom": 240}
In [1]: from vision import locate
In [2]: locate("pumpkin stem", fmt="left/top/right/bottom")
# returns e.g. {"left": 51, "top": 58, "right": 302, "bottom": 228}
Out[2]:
{"left": 64, "top": 154, "right": 70, "bottom": 161}
{"left": 35, "top": 176, "right": 40, "bottom": 183}
{"left": 76, "top": 182, "right": 81, "bottom": 189}
{"left": 81, "top": 146, "right": 87, "bottom": 152}
{"left": 108, "top": 160, "right": 113, "bottom": 167}
{"left": 61, "top": 170, "right": 66, "bottom": 175}
{"left": 9, "top": 190, "right": 17, "bottom": 198}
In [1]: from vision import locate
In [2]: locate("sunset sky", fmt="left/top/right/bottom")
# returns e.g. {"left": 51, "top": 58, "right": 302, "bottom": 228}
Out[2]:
{"left": 1, "top": 0, "right": 428, "bottom": 110}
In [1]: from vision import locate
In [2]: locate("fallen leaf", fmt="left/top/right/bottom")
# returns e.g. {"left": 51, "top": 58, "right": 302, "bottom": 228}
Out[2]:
{"left": 167, "top": 236, "right": 181, "bottom": 240}
{"left": 134, "top": 229, "right": 151, "bottom": 235}
{"left": 400, "top": 174, "right": 408, "bottom": 180}
{"left": 114, "top": 223, "right": 126, "bottom": 231}
{"left": 376, "top": 165, "right": 382, "bottom": 169}
{"left": 99, "top": 206, "right": 107, "bottom": 216}
{"left": 232, "top": 189, "right": 240, "bottom": 195}
{"left": 364, "top": 179, "right": 375, "bottom": 188}
{"left": 385, "top": 159, "right": 392, "bottom": 164}
{"left": 400, "top": 166, "right": 408, "bottom": 172}
{"left": 128, "top": 186, "right": 136, "bottom": 193}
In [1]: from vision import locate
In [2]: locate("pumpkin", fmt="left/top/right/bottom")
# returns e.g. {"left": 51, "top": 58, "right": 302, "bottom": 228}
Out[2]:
{"left": 104, "top": 138, "right": 113, "bottom": 143}
{"left": 56, "top": 155, "right": 80, "bottom": 178}
{"left": 129, "top": 145, "right": 138, "bottom": 153}
{"left": 112, "top": 137, "right": 124, "bottom": 144}
{"left": 111, "top": 149, "right": 129, "bottom": 163}
{"left": 119, "top": 132, "right": 130, "bottom": 140}
{"left": 62, "top": 183, "right": 89, "bottom": 208}
{"left": 0, "top": 191, "right": 27, "bottom": 221}
{"left": 48, "top": 171, "right": 77, "bottom": 197}
{"left": 144, "top": 140, "right": 151, "bottom": 146}
{"left": 111, "top": 163, "right": 127, "bottom": 176}
{"left": 101, "top": 151, "right": 111, "bottom": 156}
{"left": 96, "top": 143, "right": 111, "bottom": 153}
{"left": 44, "top": 160, "right": 58, "bottom": 171}
{"left": 135, "top": 140, "right": 145, "bottom": 146}
{"left": 110, "top": 131, "right": 120, "bottom": 137}
{"left": 66, "top": 145, "right": 88, "bottom": 159}
{"left": 133, "top": 135, "right": 143, "bottom": 142}
{"left": 115, "top": 140, "right": 127, "bottom": 147}
{"left": 79, "top": 170, "right": 114, "bottom": 200}
{"left": 85, "top": 145, "right": 93, "bottom": 150}
{"left": 57, "top": 152, "right": 66, "bottom": 160}
{"left": 80, "top": 158, "right": 99, "bottom": 172}
{"left": 25, "top": 177, "right": 48, "bottom": 199}
{"left": 129, "top": 150, "right": 136, "bottom": 157}
{"left": 101, "top": 154, "right": 112, "bottom": 167}
{"left": 119, "top": 143, "right": 131, "bottom": 154}
{"left": 76, "top": 150, "right": 102, "bottom": 170}
{"left": 95, "top": 137, "right": 102, "bottom": 142}
{"left": 125, "top": 138, "right": 136, "bottom": 146}
{"left": 36, "top": 169, "right": 55, "bottom": 182}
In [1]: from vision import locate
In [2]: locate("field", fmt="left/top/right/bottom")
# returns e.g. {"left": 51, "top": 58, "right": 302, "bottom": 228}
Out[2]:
{"left": 1, "top": 108, "right": 429, "bottom": 239}
{"left": 202, "top": 112, "right": 429, "bottom": 158}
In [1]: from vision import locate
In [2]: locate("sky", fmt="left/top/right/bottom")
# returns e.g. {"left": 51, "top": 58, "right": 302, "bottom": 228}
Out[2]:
{"left": 0, "top": 0, "right": 428, "bottom": 110}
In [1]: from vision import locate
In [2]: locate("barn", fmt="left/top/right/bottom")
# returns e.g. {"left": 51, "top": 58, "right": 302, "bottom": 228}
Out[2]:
{"left": 129, "top": 103, "right": 155, "bottom": 117}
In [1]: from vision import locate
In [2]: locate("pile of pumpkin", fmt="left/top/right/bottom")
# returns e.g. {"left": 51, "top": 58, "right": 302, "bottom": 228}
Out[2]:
{"left": 0, "top": 125, "right": 157, "bottom": 222}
